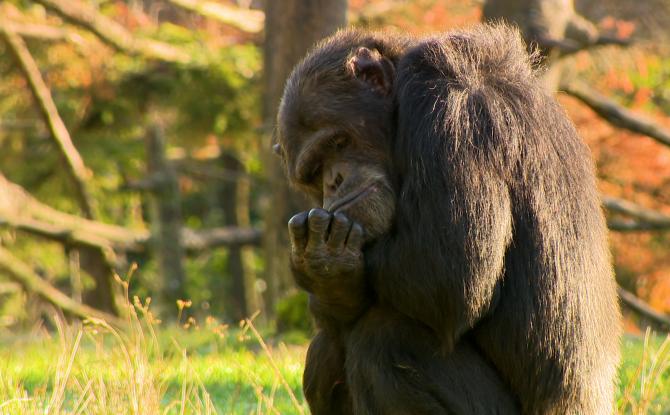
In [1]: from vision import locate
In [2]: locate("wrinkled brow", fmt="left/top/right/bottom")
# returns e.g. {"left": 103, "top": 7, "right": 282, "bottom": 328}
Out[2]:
{"left": 294, "top": 127, "right": 341, "bottom": 181}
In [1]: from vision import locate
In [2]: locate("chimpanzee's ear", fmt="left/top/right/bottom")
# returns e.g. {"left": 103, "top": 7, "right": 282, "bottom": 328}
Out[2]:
{"left": 346, "top": 47, "right": 395, "bottom": 95}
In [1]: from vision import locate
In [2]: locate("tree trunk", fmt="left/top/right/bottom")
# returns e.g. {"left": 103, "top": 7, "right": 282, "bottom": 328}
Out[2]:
{"left": 237, "top": 170, "right": 262, "bottom": 319}
{"left": 217, "top": 154, "right": 247, "bottom": 320}
{"left": 145, "top": 123, "right": 187, "bottom": 311}
{"left": 262, "top": 0, "right": 348, "bottom": 319}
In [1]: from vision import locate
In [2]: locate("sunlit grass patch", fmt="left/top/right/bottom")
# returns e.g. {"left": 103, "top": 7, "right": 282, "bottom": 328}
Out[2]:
{"left": 1, "top": 279, "right": 669, "bottom": 415}
{"left": 0, "top": 316, "right": 307, "bottom": 414}
{"left": 0, "top": 267, "right": 307, "bottom": 415}
{"left": 618, "top": 329, "right": 670, "bottom": 414}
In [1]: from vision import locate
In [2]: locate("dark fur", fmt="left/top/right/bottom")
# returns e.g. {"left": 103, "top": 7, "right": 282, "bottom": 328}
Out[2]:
{"left": 276, "top": 24, "right": 621, "bottom": 414}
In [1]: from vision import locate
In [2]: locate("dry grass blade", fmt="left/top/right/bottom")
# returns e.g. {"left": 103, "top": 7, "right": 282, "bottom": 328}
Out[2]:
{"left": 46, "top": 319, "right": 83, "bottom": 413}
{"left": 638, "top": 334, "right": 670, "bottom": 414}
{"left": 243, "top": 317, "right": 306, "bottom": 415}
{"left": 618, "top": 328, "right": 670, "bottom": 415}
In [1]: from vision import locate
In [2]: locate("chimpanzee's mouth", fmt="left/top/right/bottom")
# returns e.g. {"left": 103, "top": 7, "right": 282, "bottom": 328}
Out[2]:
{"left": 325, "top": 184, "right": 376, "bottom": 213}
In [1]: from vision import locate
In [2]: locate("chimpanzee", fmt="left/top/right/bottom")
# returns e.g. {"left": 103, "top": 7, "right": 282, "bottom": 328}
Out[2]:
{"left": 273, "top": 24, "right": 621, "bottom": 414}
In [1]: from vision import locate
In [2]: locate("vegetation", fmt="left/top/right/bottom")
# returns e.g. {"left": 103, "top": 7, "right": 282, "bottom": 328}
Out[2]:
{"left": 0, "top": 287, "right": 309, "bottom": 414}
{"left": 0, "top": 312, "right": 669, "bottom": 413}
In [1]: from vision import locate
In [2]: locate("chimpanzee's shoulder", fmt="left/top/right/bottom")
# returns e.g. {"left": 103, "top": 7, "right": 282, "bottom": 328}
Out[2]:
{"left": 397, "top": 24, "right": 536, "bottom": 88}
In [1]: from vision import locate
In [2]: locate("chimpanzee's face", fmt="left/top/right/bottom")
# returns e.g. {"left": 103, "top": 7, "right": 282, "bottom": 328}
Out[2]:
{"left": 275, "top": 46, "right": 398, "bottom": 241}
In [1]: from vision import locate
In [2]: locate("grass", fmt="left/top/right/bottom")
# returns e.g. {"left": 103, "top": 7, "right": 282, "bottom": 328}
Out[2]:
{"left": 0, "top": 267, "right": 309, "bottom": 415}
{"left": 0, "top": 274, "right": 669, "bottom": 414}
{"left": 618, "top": 329, "right": 670, "bottom": 414}
{"left": 0, "top": 320, "right": 308, "bottom": 414}
{"left": 2, "top": 325, "right": 669, "bottom": 414}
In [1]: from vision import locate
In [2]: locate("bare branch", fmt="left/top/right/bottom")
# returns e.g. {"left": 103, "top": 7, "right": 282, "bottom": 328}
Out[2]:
{"left": 0, "top": 174, "right": 261, "bottom": 253}
{"left": 555, "top": 36, "right": 631, "bottom": 57}
{"left": 33, "top": 0, "right": 190, "bottom": 63}
{"left": 603, "top": 196, "right": 670, "bottom": 232}
{"left": 182, "top": 227, "right": 262, "bottom": 251}
{"left": 562, "top": 81, "right": 670, "bottom": 148}
{"left": 0, "top": 212, "right": 261, "bottom": 253}
{"left": 595, "top": 34, "right": 631, "bottom": 48}
{"left": 165, "top": 0, "right": 264, "bottom": 33}
{"left": 1, "top": 26, "right": 96, "bottom": 218}
{"left": 0, "top": 246, "right": 123, "bottom": 326}
{"left": 608, "top": 219, "right": 670, "bottom": 232}
{"left": 618, "top": 286, "right": 670, "bottom": 328}
{"left": 0, "top": 30, "right": 121, "bottom": 311}
{"left": 1, "top": 20, "right": 86, "bottom": 44}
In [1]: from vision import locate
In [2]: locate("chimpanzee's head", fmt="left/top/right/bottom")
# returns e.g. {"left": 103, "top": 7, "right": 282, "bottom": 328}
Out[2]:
{"left": 274, "top": 29, "right": 409, "bottom": 241}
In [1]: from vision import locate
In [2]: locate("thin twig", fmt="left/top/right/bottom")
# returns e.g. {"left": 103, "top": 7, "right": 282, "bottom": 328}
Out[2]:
{"left": 1, "top": 20, "right": 86, "bottom": 44}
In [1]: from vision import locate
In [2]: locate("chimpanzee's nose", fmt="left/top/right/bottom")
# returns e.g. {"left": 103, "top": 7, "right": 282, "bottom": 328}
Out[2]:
{"left": 323, "top": 165, "right": 345, "bottom": 196}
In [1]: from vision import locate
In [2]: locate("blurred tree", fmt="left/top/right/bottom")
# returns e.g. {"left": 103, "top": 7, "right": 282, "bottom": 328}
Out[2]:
{"left": 215, "top": 152, "right": 261, "bottom": 320}
{"left": 0, "top": 0, "right": 264, "bottom": 324}
{"left": 1, "top": 24, "right": 118, "bottom": 314}
{"left": 483, "top": 0, "right": 628, "bottom": 90}
{"left": 144, "top": 122, "right": 187, "bottom": 309}
{"left": 262, "top": 0, "right": 348, "bottom": 318}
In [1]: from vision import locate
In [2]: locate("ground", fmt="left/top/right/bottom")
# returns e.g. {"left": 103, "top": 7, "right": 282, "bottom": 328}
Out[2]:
{"left": 0, "top": 319, "right": 669, "bottom": 414}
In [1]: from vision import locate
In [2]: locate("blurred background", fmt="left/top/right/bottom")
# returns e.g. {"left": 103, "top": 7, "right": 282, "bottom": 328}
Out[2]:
{"left": 1, "top": 0, "right": 670, "bottom": 413}
{"left": 1, "top": 0, "right": 670, "bottom": 337}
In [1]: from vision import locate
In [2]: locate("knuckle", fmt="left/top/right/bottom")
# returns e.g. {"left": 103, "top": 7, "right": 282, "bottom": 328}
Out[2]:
{"left": 308, "top": 221, "right": 329, "bottom": 233}
{"left": 288, "top": 222, "right": 303, "bottom": 234}
{"left": 288, "top": 212, "right": 308, "bottom": 228}
{"left": 332, "top": 212, "right": 350, "bottom": 226}
{"left": 308, "top": 222, "right": 326, "bottom": 232}
{"left": 308, "top": 208, "right": 330, "bottom": 225}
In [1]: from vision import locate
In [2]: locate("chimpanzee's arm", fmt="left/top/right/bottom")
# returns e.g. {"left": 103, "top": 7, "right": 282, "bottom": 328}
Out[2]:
{"left": 366, "top": 38, "right": 515, "bottom": 352}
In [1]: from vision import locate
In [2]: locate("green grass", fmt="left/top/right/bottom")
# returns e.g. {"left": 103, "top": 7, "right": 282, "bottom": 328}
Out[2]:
{"left": 0, "top": 296, "right": 309, "bottom": 415}
{"left": 0, "top": 327, "right": 306, "bottom": 414}
{"left": 618, "top": 330, "right": 670, "bottom": 414}
{"left": 0, "top": 314, "right": 669, "bottom": 414}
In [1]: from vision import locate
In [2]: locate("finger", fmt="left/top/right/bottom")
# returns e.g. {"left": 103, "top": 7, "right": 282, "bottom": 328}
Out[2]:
{"left": 346, "top": 222, "right": 365, "bottom": 250}
{"left": 288, "top": 211, "right": 309, "bottom": 252}
{"left": 327, "top": 212, "right": 352, "bottom": 249}
{"left": 307, "top": 208, "right": 331, "bottom": 249}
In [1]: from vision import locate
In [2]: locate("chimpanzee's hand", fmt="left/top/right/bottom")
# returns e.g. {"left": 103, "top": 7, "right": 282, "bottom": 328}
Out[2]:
{"left": 288, "top": 208, "right": 368, "bottom": 324}
{"left": 289, "top": 209, "right": 365, "bottom": 280}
